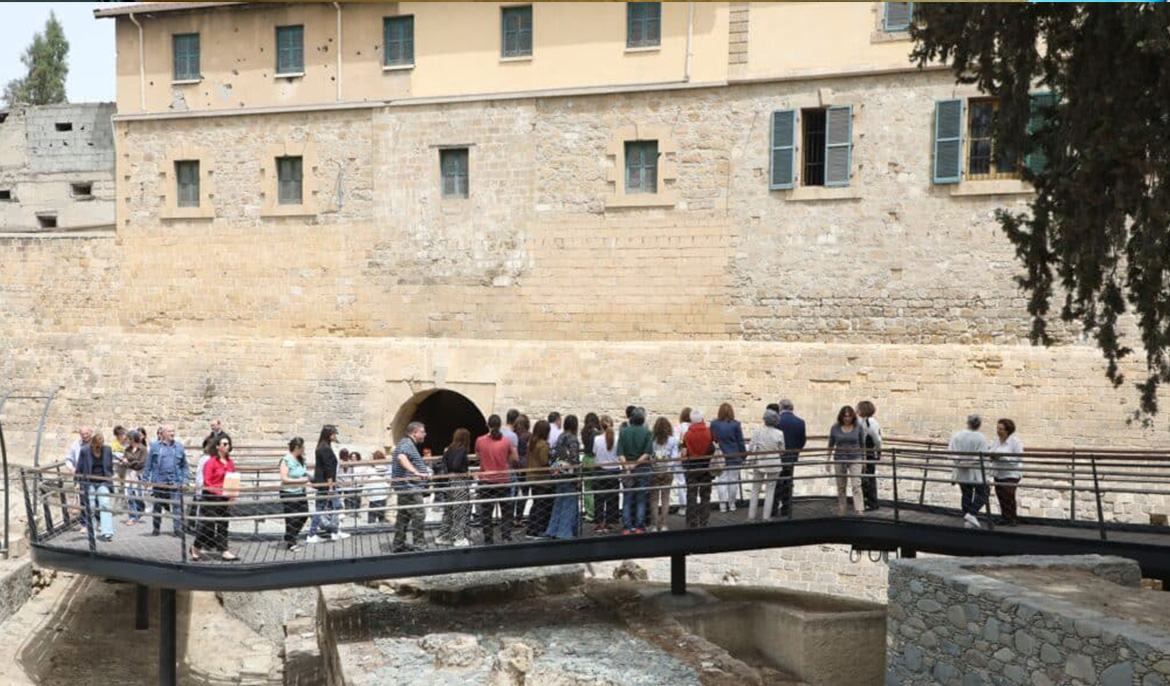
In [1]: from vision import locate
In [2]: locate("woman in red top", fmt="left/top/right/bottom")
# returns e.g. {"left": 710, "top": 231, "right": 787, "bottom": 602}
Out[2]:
{"left": 193, "top": 433, "right": 239, "bottom": 561}
{"left": 474, "top": 414, "right": 518, "bottom": 544}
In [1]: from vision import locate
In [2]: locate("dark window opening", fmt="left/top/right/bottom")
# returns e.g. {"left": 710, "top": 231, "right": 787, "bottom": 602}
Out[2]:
{"left": 440, "top": 148, "right": 470, "bottom": 199}
{"left": 624, "top": 140, "right": 659, "bottom": 194}
{"left": 801, "top": 108, "right": 827, "bottom": 187}
{"left": 0, "top": 190, "right": 11, "bottom": 201}
{"left": 55, "top": 122, "right": 73, "bottom": 132}
{"left": 71, "top": 182, "right": 93, "bottom": 198}
{"left": 277, "top": 156, "right": 304, "bottom": 205}
{"left": 0, "top": 113, "right": 8, "bottom": 124}
{"left": 176, "top": 160, "right": 200, "bottom": 208}
{"left": 37, "top": 214, "right": 57, "bottom": 229}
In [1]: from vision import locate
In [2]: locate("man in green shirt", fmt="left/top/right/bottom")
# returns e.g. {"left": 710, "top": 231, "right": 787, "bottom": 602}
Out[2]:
{"left": 617, "top": 407, "right": 654, "bottom": 533}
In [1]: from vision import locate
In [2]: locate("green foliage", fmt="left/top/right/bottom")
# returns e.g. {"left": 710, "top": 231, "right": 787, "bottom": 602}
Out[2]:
{"left": 3, "top": 11, "right": 70, "bottom": 106}
{"left": 910, "top": 4, "right": 1170, "bottom": 421}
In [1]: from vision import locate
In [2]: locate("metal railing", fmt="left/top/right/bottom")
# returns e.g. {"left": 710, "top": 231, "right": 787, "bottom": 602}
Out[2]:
{"left": 17, "top": 440, "right": 1170, "bottom": 570}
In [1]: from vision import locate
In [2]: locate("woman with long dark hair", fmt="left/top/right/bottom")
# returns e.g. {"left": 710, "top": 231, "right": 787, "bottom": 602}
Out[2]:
{"left": 525, "top": 420, "right": 553, "bottom": 537}
{"left": 280, "top": 437, "right": 310, "bottom": 552}
{"left": 437, "top": 428, "right": 472, "bottom": 546}
{"left": 545, "top": 415, "right": 582, "bottom": 539}
{"left": 194, "top": 433, "right": 239, "bottom": 561}
{"left": 308, "top": 425, "right": 347, "bottom": 543}
{"left": 580, "top": 412, "right": 601, "bottom": 522}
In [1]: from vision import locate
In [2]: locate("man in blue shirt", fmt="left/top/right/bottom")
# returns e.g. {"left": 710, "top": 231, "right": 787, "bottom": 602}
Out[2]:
{"left": 142, "top": 425, "right": 189, "bottom": 535}
{"left": 774, "top": 399, "right": 806, "bottom": 517}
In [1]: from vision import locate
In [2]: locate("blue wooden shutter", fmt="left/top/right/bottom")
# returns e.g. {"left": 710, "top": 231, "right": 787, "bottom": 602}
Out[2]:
{"left": 933, "top": 99, "right": 964, "bottom": 184}
{"left": 883, "top": 3, "right": 913, "bottom": 32}
{"left": 824, "top": 105, "right": 853, "bottom": 187}
{"left": 173, "top": 34, "right": 200, "bottom": 80}
{"left": 770, "top": 110, "right": 796, "bottom": 190}
{"left": 277, "top": 26, "right": 304, "bottom": 74}
{"left": 1025, "top": 92, "right": 1057, "bottom": 175}
{"left": 384, "top": 17, "right": 414, "bottom": 66}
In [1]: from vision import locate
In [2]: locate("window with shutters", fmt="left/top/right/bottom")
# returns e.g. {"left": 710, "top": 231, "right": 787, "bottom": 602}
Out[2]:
{"left": 440, "top": 148, "right": 469, "bottom": 199}
{"left": 384, "top": 16, "right": 414, "bottom": 68}
{"left": 789, "top": 106, "right": 853, "bottom": 188}
{"left": 501, "top": 6, "right": 533, "bottom": 59}
{"left": 175, "top": 160, "right": 200, "bottom": 208}
{"left": 173, "top": 33, "right": 200, "bottom": 81}
{"left": 624, "top": 141, "right": 658, "bottom": 194}
{"left": 882, "top": 3, "right": 913, "bottom": 32}
{"left": 966, "top": 99, "right": 1018, "bottom": 180}
{"left": 277, "top": 156, "right": 303, "bottom": 205}
{"left": 276, "top": 25, "right": 304, "bottom": 75}
{"left": 627, "top": 3, "right": 661, "bottom": 49}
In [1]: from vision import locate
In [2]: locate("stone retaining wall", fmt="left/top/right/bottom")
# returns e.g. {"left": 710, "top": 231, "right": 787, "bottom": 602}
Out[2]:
{"left": 886, "top": 555, "right": 1170, "bottom": 686}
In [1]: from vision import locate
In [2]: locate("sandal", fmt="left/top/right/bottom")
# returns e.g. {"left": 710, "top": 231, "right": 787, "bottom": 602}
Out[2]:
{"left": 221, "top": 551, "right": 239, "bottom": 562}
{"left": 188, "top": 546, "right": 202, "bottom": 562}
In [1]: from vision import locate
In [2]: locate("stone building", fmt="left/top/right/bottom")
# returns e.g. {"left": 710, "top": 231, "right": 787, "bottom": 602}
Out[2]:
{"left": 0, "top": 1, "right": 1159, "bottom": 460}
{"left": 0, "top": 103, "right": 116, "bottom": 232}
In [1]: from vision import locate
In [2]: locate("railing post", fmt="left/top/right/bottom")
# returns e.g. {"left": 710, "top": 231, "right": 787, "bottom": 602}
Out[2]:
{"left": 978, "top": 451, "right": 995, "bottom": 530}
{"left": 1089, "top": 454, "right": 1107, "bottom": 542}
{"left": 918, "top": 443, "right": 932, "bottom": 506}
{"left": 179, "top": 489, "right": 188, "bottom": 562}
{"left": 20, "top": 469, "right": 38, "bottom": 546}
{"left": 1069, "top": 451, "right": 1077, "bottom": 522}
{"left": 891, "top": 448, "right": 900, "bottom": 524}
{"left": 83, "top": 479, "right": 97, "bottom": 552}
{"left": 1, "top": 418, "right": 8, "bottom": 558}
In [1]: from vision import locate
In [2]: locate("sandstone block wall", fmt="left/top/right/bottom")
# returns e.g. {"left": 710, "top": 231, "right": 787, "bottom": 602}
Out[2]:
{"left": 886, "top": 555, "right": 1170, "bottom": 686}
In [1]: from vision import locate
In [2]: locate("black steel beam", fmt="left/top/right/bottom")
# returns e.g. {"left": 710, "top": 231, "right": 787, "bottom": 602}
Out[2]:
{"left": 135, "top": 584, "right": 149, "bottom": 631}
{"left": 671, "top": 554, "right": 686, "bottom": 595}
{"left": 30, "top": 514, "right": 1170, "bottom": 593}
{"left": 159, "top": 588, "right": 176, "bottom": 686}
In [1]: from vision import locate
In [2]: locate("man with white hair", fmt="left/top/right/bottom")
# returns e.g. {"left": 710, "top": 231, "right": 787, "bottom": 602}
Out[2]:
{"left": 65, "top": 426, "right": 93, "bottom": 473}
{"left": 143, "top": 425, "right": 189, "bottom": 536}
{"left": 949, "top": 414, "right": 990, "bottom": 528}
{"left": 680, "top": 409, "right": 715, "bottom": 528}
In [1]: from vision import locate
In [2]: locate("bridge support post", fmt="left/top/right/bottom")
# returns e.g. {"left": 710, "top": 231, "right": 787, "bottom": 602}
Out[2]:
{"left": 901, "top": 547, "right": 917, "bottom": 559}
{"left": 160, "top": 588, "right": 177, "bottom": 686}
{"left": 135, "top": 584, "right": 149, "bottom": 630}
{"left": 671, "top": 554, "right": 686, "bottom": 596}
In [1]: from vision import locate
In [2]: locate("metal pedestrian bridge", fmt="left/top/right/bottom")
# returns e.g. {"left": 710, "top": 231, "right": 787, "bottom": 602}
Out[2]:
{"left": 13, "top": 439, "right": 1170, "bottom": 684}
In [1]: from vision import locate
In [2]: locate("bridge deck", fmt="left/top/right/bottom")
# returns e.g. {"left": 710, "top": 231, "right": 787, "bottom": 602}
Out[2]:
{"left": 29, "top": 497, "right": 1170, "bottom": 591}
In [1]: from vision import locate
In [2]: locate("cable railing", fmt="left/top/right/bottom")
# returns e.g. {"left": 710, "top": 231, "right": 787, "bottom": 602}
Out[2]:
{"left": 17, "top": 438, "right": 1170, "bottom": 573}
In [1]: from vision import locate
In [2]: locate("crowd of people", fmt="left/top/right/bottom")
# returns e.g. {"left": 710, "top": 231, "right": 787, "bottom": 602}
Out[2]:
{"left": 60, "top": 400, "right": 1028, "bottom": 558}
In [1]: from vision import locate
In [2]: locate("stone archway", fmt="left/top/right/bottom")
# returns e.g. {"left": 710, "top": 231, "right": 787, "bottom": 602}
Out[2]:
{"left": 389, "top": 389, "right": 489, "bottom": 456}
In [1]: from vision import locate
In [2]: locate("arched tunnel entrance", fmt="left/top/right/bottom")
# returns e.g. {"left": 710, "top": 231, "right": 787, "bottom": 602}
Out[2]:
{"left": 390, "top": 389, "right": 489, "bottom": 456}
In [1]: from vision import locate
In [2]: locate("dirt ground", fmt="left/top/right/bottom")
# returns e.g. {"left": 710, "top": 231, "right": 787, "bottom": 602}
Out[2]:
{"left": 0, "top": 572, "right": 280, "bottom": 686}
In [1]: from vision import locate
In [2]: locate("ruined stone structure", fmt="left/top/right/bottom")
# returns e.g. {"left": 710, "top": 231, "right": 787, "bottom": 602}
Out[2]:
{"left": 0, "top": 103, "right": 116, "bottom": 232}
{"left": 887, "top": 555, "right": 1170, "bottom": 686}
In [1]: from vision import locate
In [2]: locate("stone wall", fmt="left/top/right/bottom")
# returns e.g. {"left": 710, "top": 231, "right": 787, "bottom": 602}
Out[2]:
{"left": 0, "top": 103, "right": 115, "bottom": 232}
{"left": 886, "top": 555, "right": 1170, "bottom": 686}
{"left": 87, "top": 71, "right": 1086, "bottom": 343}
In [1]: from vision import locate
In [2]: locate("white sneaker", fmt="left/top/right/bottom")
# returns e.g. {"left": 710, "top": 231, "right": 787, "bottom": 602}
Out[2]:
{"left": 453, "top": 538, "right": 471, "bottom": 547}
{"left": 332, "top": 531, "right": 351, "bottom": 541}
{"left": 963, "top": 513, "right": 981, "bottom": 529}
{"left": 435, "top": 536, "right": 452, "bottom": 546}
{"left": 729, "top": 503, "right": 737, "bottom": 512}
{"left": 720, "top": 503, "right": 729, "bottom": 513}
{"left": 659, "top": 525, "right": 669, "bottom": 532}
{"left": 307, "top": 535, "right": 324, "bottom": 544}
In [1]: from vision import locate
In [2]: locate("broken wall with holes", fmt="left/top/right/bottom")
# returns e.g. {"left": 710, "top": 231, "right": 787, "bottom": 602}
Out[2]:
{"left": 0, "top": 103, "right": 116, "bottom": 232}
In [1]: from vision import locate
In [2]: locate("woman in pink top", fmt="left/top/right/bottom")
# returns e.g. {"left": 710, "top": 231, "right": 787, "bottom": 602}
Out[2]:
{"left": 193, "top": 433, "right": 239, "bottom": 561}
{"left": 475, "top": 414, "right": 518, "bottom": 544}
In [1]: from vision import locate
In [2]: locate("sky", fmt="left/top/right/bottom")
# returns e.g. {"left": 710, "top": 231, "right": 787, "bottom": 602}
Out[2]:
{"left": 0, "top": 3, "right": 115, "bottom": 104}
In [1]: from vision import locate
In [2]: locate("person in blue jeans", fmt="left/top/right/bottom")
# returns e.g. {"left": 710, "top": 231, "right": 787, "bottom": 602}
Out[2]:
{"left": 77, "top": 431, "right": 115, "bottom": 541}
{"left": 142, "top": 425, "right": 189, "bottom": 536}
{"left": 617, "top": 407, "right": 654, "bottom": 534}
